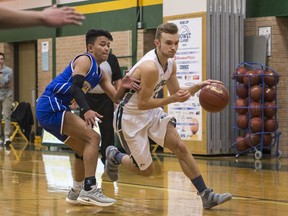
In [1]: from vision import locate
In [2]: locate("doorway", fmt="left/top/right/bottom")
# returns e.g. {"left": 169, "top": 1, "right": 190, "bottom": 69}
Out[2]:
{"left": 14, "top": 41, "right": 37, "bottom": 134}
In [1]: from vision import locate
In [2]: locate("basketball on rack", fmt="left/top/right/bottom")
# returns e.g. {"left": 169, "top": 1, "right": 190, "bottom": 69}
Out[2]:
{"left": 264, "top": 70, "right": 279, "bottom": 87}
{"left": 264, "top": 87, "right": 276, "bottom": 102}
{"left": 233, "top": 66, "right": 247, "bottom": 83}
{"left": 250, "top": 117, "right": 263, "bottom": 133}
{"left": 235, "top": 98, "right": 248, "bottom": 114}
{"left": 243, "top": 70, "right": 261, "bottom": 86}
{"left": 236, "top": 136, "right": 247, "bottom": 151}
{"left": 263, "top": 133, "right": 272, "bottom": 146}
{"left": 245, "top": 132, "right": 261, "bottom": 147}
{"left": 199, "top": 83, "right": 229, "bottom": 112}
{"left": 264, "top": 118, "right": 278, "bottom": 132}
{"left": 236, "top": 83, "right": 248, "bottom": 99}
{"left": 237, "top": 114, "right": 248, "bottom": 129}
{"left": 249, "top": 101, "right": 262, "bottom": 117}
{"left": 250, "top": 85, "right": 262, "bottom": 102}
{"left": 264, "top": 101, "right": 276, "bottom": 118}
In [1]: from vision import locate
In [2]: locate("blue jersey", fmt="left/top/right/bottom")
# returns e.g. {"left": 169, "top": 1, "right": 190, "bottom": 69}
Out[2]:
{"left": 42, "top": 52, "right": 102, "bottom": 111}
{"left": 36, "top": 52, "right": 102, "bottom": 142}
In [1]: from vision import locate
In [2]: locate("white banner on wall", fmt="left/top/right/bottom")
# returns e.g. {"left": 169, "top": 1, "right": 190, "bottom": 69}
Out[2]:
{"left": 167, "top": 18, "right": 203, "bottom": 141}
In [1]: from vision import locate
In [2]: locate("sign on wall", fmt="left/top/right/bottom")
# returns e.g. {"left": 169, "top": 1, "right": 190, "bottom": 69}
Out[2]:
{"left": 167, "top": 17, "right": 203, "bottom": 141}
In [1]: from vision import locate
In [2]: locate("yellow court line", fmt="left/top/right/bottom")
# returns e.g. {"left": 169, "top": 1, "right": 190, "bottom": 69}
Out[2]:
{"left": 76, "top": 0, "right": 162, "bottom": 14}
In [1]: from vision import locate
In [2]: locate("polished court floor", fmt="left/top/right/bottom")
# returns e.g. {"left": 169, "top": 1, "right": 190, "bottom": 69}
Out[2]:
{"left": 0, "top": 142, "right": 288, "bottom": 216}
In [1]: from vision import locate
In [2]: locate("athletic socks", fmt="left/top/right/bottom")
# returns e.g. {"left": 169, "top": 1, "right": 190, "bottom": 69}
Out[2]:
{"left": 114, "top": 151, "right": 125, "bottom": 164}
{"left": 191, "top": 175, "right": 207, "bottom": 194}
{"left": 73, "top": 180, "right": 84, "bottom": 191}
{"left": 84, "top": 176, "right": 96, "bottom": 191}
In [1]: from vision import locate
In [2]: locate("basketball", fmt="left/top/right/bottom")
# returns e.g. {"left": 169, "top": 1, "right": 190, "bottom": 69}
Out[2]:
{"left": 243, "top": 70, "right": 261, "bottom": 86}
{"left": 250, "top": 85, "right": 262, "bottom": 102}
{"left": 236, "top": 136, "right": 247, "bottom": 151}
{"left": 199, "top": 83, "right": 229, "bottom": 112}
{"left": 237, "top": 114, "right": 248, "bottom": 129}
{"left": 264, "top": 70, "right": 279, "bottom": 87}
{"left": 250, "top": 117, "right": 263, "bottom": 133}
{"left": 249, "top": 101, "right": 262, "bottom": 117}
{"left": 264, "top": 87, "right": 276, "bottom": 102}
{"left": 245, "top": 132, "right": 261, "bottom": 147}
{"left": 264, "top": 118, "right": 278, "bottom": 132}
{"left": 190, "top": 118, "right": 199, "bottom": 134}
{"left": 235, "top": 98, "right": 248, "bottom": 114}
{"left": 233, "top": 66, "right": 247, "bottom": 83}
{"left": 264, "top": 101, "right": 276, "bottom": 118}
{"left": 236, "top": 83, "right": 248, "bottom": 99}
{"left": 263, "top": 133, "right": 272, "bottom": 146}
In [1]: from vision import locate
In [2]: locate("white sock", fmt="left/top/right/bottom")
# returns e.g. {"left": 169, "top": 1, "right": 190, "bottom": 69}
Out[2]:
{"left": 73, "top": 180, "right": 84, "bottom": 191}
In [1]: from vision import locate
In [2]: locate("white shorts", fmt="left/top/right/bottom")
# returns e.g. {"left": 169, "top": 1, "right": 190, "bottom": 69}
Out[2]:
{"left": 114, "top": 106, "right": 175, "bottom": 170}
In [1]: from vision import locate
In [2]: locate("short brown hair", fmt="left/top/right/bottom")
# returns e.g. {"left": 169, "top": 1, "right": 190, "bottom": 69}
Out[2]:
{"left": 0, "top": 52, "right": 5, "bottom": 59}
{"left": 155, "top": 23, "right": 178, "bottom": 40}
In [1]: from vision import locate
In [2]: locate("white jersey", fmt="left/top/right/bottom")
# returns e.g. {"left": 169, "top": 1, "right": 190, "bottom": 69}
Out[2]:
{"left": 121, "top": 49, "right": 174, "bottom": 114}
{"left": 89, "top": 61, "right": 111, "bottom": 94}
{"left": 114, "top": 49, "right": 176, "bottom": 170}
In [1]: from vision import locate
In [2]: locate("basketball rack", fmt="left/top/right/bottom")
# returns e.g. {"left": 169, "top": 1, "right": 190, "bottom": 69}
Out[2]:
{"left": 231, "top": 62, "right": 281, "bottom": 160}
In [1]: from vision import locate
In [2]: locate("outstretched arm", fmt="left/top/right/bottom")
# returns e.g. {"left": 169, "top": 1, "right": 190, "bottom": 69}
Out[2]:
{"left": 0, "top": 5, "right": 85, "bottom": 29}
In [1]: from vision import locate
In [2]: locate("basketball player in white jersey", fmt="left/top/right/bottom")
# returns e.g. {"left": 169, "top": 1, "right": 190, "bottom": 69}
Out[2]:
{"left": 105, "top": 23, "right": 232, "bottom": 210}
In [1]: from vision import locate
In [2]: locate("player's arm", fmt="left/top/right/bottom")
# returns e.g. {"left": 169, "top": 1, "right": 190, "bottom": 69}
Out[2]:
{"left": 70, "top": 56, "right": 102, "bottom": 127}
{"left": 99, "top": 72, "right": 118, "bottom": 103}
{"left": 69, "top": 56, "right": 91, "bottom": 113}
{"left": 0, "top": 5, "right": 85, "bottom": 29}
{"left": 167, "top": 60, "right": 223, "bottom": 96}
{"left": 137, "top": 62, "right": 191, "bottom": 110}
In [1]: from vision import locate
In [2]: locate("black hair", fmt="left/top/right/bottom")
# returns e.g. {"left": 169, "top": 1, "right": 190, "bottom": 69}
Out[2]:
{"left": 85, "top": 29, "right": 113, "bottom": 47}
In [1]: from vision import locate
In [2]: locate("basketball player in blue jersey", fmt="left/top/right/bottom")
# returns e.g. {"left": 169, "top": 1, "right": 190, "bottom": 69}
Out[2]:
{"left": 36, "top": 29, "right": 140, "bottom": 207}
{"left": 105, "top": 23, "right": 232, "bottom": 210}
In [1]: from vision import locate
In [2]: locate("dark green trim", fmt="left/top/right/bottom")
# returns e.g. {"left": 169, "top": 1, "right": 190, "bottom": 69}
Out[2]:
{"left": 142, "top": 5, "right": 162, "bottom": 29}
{"left": 52, "top": 36, "right": 56, "bottom": 78}
{"left": 246, "top": 0, "right": 288, "bottom": 18}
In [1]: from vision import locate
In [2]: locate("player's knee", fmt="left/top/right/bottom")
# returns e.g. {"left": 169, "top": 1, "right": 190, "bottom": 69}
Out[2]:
{"left": 173, "top": 141, "right": 188, "bottom": 155}
{"left": 84, "top": 130, "right": 101, "bottom": 146}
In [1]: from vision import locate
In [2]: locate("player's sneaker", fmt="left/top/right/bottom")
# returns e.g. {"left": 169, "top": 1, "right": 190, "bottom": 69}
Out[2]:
{"left": 77, "top": 186, "right": 116, "bottom": 207}
{"left": 105, "top": 146, "right": 120, "bottom": 182}
{"left": 199, "top": 188, "right": 232, "bottom": 209}
{"left": 65, "top": 187, "right": 81, "bottom": 205}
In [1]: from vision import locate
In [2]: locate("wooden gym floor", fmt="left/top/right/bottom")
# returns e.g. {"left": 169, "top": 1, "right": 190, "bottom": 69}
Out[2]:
{"left": 0, "top": 141, "right": 288, "bottom": 216}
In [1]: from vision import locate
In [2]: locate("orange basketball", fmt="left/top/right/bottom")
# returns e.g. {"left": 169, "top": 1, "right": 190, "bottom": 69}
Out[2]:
{"left": 243, "top": 70, "right": 261, "bottom": 86}
{"left": 236, "top": 83, "right": 248, "bottom": 99}
{"left": 237, "top": 114, "right": 248, "bottom": 129}
{"left": 233, "top": 66, "right": 247, "bottom": 83}
{"left": 190, "top": 118, "right": 199, "bottom": 134}
{"left": 236, "top": 136, "right": 247, "bottom": 151}
{"left": 249, "top": 101, "right": 262, "bottom": 117}
{"left": 199, "top": 83, "right": 229, "bottom": 112}
{"left": 250, "top": 85, "right": 262, "bottom": 102}
{"left": 264, "top": 118, "right": 278, "bottom": 132}
{"left": 263, "top": 133, "right": 273, "bottom": 146}
{"left": 264, "top": 87, "right": 276, "bottom": 102}
{"left": 264, "top": 70, "right": 279, "bottom": 87}
{"left": 264, "top": 101, "right": 276, "bottom": 118}
{"left": 235, "top": 98, "right": 248, "bottom": 114}
{"left": 250, "top": 117, "right": 263, "bottom": 133}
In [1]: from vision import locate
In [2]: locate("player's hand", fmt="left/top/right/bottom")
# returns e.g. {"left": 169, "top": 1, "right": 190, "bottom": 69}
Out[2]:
{"left": 199, "top": 79, "right": 223, "bottom": 88}
{"left": 83, "top": 110, "right": 103, "bottom": 128}
{"left": 173, "top": 89, "right": 191, "bottom": 102}
{"left": 42, "top": 5, "right": 85, "bottom": 27}
{"left": 122, "top": 76, "right": 141, "bottom": 92}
